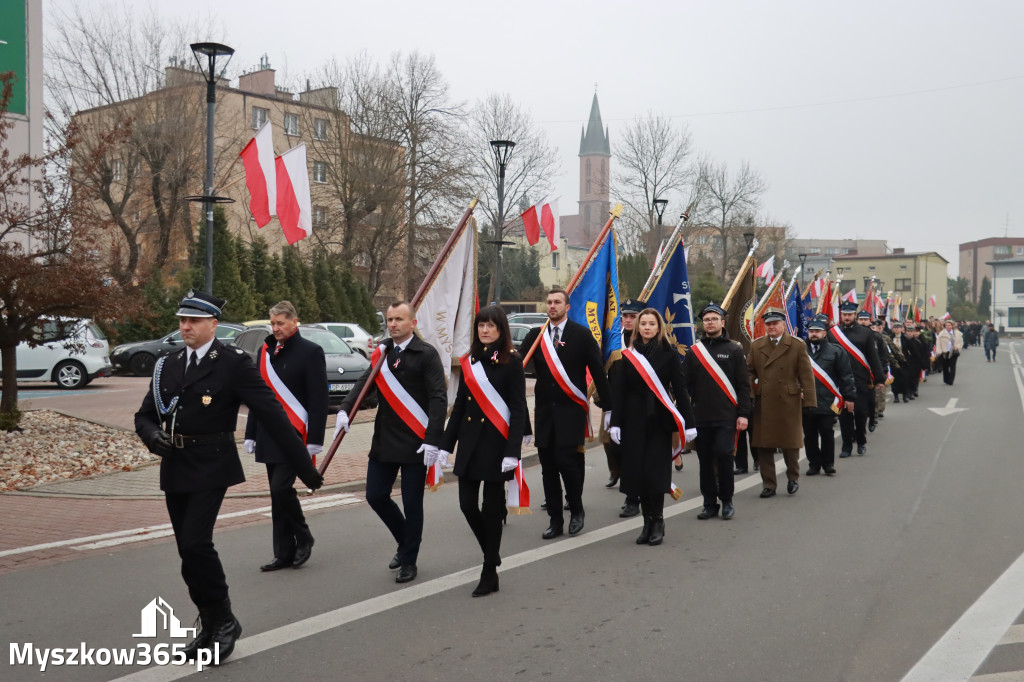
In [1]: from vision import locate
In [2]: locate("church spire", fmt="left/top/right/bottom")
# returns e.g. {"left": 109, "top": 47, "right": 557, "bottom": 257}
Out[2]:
{"left": 579, "top": 93, "right": 611, "bottom": 157}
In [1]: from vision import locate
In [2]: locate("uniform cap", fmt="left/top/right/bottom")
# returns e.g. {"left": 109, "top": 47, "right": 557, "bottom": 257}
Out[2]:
{"left": 175, "top": 289, "right": 226, "bottom": 319}
{"left": 761, "top": 307, "right": 786, "bottom": 323}
{"left": 701, "top": 302, "right": 727, "bottom": 318}
{"left": 621, "top": 298, "right": 642, "bottom": 314}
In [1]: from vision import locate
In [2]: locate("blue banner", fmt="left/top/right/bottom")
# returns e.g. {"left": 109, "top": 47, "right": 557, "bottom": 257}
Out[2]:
{"left": 787, "top": 283, "right": 809, "bottom": 339}
{"left": 642, "top": 237, "right": 695, "bottom": 353}
{"left": 568, "top": 230, "right": 621, "bottom": 363}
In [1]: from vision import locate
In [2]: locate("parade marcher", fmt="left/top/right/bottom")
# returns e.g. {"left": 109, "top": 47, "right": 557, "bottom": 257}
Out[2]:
{"left": 520, "top": 287, "right": 612, "bottom": 540}
{"left": 439, "top": 306, "right": 527, "bottom": 597}
{"left": 335, "top": 301, "right": 447, "bottom": 584}
{"left": 803, "top": 315, "right": 856, "bottom": 476}
{"left": 858, "top": 312, "right": 888, "bottom": 431}
{"left": 747, "top": 307, "right": 817, "bottom": 497}
{"left": 984, "top": 323, "right": 999, "bottom": 362}
{"left": 603, "top": 298, "right": 642, "bottom": 518}
{"left": 609, "top": 309, "right": 695, "bottom": 544}
{"left": 682, "top": 303, "right": 750, "bottom": 520}
{"left": 829, "top": 302, "right": 884, "bottom": 457}
{"left": 889, "top": 321, "right": 910, "bottom": 402}
{"left": 905, "top": 323, "right": 929, "bottom": 398}
{"left": 872, "top": 317, "right": 905, "bottom": 417}
{"left": 936, "top": 320, "right": 964, "bottom": 386}
{"left": 135, "top": 291, "right": 323, "bottom": 663}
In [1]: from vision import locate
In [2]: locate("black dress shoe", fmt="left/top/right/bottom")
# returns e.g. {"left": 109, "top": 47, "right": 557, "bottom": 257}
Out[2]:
{"left": 206, "top": 598, "right": 242, "bottom": 663}
{"left": 823, "top": 465, "right": 836, "bottom": 475}
{"left": 292, "top": 539, "right": 314, "bottom": 568}
{"left": 753, "top": 463, "right": 760, "bottom": 472}
{"left": 760, "top": 488, "right": 776, "bottom": 498}
{"left": 605, "top": 476, "right": 619, "bottom": 488}
{"left": 563, "top": 500, "right": 571, "bottom": 511}
{"left": 540, "top": 501, "right": 548, "bottom": 510}
{"left": 733, "top": 467, "right": 748, "bottom": 475}
{"left": 542, "top": 525, "right": 563, "bottom": 540}
{"left": 619, "top": 503, "right": 640, "bottom": 518}
{"left": 806, "top": 467, "right": 820, "bottom": 476}
{"left": 857, "top": 445, "right": 866, "bottom": 455}
{"left": 648, "top": 517, "right": 665, "bottom": 545}
{"left": 868, "top": 420, "right": 877, "bottom": 432}
{"left": 839, "top": 450, "right": 852, "bottom": 459}
{"left": 395, "top": 564, "right": 418, "bottom": 583}
{"left": 722, "top": 503, "right": 735, "bottom": 519}
{"left": 674, "top": 458, "right": 684, "bottom": 472}
{"left": 568, "top": 511, "right": 585, "bottom": 536}
{"left": 697, "top": 506, "right": 719, "bottom": 520}
{"left": 260, "top": 557, "right": 292, "bottom": 572}
{"left": 787, "top": 480, "right": 799, "bottom": 495}
{"left": 388, "top": 554, "right": 401, "bottom": 570}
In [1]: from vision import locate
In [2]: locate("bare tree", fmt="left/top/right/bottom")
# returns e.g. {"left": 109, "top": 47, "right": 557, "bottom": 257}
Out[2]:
{"left": 612, "top": 112, "right": 696, "bottom": 258}
{"left": 694, "top": 157, "right": 768, "bottom": 280}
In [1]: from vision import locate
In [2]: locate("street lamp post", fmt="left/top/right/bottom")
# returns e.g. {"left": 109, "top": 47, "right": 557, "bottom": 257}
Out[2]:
{"left": 489, "top": 140, "right": 515, "bottom": 305}
{"left": 187, "top": 42, "right": 235, "bottom": 294}
{"left": 653, "top": 198, "right": 668, "bottom": 263}
{"left": 798, "top": 253, "right": 807, "bottom": 289}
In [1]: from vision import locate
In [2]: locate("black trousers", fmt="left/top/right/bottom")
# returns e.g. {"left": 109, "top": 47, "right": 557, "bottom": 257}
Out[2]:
{"left": 538, "top": 444, "right": 585, "bottom": 525}
{"left": 266, "top": 462, "right": 313, "bottom": 561}
{"left": 458, "top": 478, "right": 505, "bottom": 566}
{"left": 943, "top": 354, "right": 959, "bottom": 385}
{"left": 734, "top": 423, "right": 754, "bottom": 471}
{"left": 839, "top": 388, "right": 871, "bottom": 449}
{"left": 696, "top": 424, "right": 736, "bottom": 507}
{"left": 165, "top": 488, "right": 228, "bottom": 608}
{"left": 603, "top": 442, "right": 639, "bottom": 506}
{"left": 803, "top": 413, "right": 836, "bottom": 469}
{"left": 640, "top": 494, "right": 664, "bottom": 518}
{"left": 907, "top": 366, "right": 920, "bottom": 395}
{"left": 365, "top": 459, "right": 426, "bottom": 566}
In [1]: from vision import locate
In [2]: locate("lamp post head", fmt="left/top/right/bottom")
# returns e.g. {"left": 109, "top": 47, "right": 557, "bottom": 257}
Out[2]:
{"left": 798, "top": 253, "right": 807, "bottom": 267}
{"left": 837, "top": 266, "right": 844, "bottom": 276}
{"left": 489, "top": 140, "right": 516, "bottom": 173}
{"left": 743, "top": 231, "right": 755, "bottom": 250}
{"left": 653, "top": 198, "right": 668, "bottom": 224}
{"left": 190, "top": 42, "right": 235, "bottom": 85}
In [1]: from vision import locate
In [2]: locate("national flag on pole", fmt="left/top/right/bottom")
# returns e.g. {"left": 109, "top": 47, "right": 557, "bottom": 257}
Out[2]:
{"left": 756, "top": 256, "right": 775, "bottom": 282}
{"left": 940, "top": 311, "right": 951, "bottom": 320}
{"left": 841, "top": 288, "right": 858, "bottom": 304}
{"left": 521, "top": 200, "right": 560, "bottom": 251}
{"left": 506, "top": 460, "right": 531, "bottom": 515}
{"left": 239, "top": 122, "right": 277, "bottom": 227}
{"left": 521, "top": 205, "right": 541, "bottom": 246}
{"left": 415, "top": 216, "right": 478, "bottom": 408}
{"left": 751, "top": 274, "right": 787, "bottom": 340}
{"left": 929, "top": 294, "right": 937, "bottom": 307}
{"left": 914, "top": 301, "right": 921, "bottom": 323}
{"left": 274, "top": 144, "right": 313, "bottom": 245}
{"left": 642, "top": 235, "right": 695, "bottom": 350}
{"left": 568, "top": 228, "right": 622, "bottom": 363}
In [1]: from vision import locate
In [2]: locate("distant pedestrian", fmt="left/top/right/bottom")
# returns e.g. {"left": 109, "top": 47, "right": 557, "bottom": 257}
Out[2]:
{"left": 936, "top": 320, "right": 964, "bottom": 385}
{"left": 984, "top": 324, "right": 999, "bottom": 362}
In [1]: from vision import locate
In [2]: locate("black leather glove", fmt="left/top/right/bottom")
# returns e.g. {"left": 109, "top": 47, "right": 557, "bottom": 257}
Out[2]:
{"left": 300, "top": 470, "right": 324, "bottom": 491}
{"left": 146, "top": 430, "right": 173, "bottom": 457}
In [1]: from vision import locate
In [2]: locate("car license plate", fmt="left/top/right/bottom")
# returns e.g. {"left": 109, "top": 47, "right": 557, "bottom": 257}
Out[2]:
{"left": 329, "top": 383, "right": 355, "bottom": 392}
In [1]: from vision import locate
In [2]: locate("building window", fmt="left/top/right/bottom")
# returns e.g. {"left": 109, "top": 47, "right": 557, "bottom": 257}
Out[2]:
{"left": 584, "top": 204, "right": 591, "bottom": 231}
{"left": 1017, "top": 246, "right": 1024, "bottom": 256}
{"left": 111, "top": 159, "right": 122, "bottom": 181}
{"left": 283, "top": 113, "right": 299, "bottom": 136}
{"left": 995, "top": 245, "right": 1011, "bottom": 256}
{"left": 868, "top": 265, "right": 876, "bottom": 271}
{"left": 842, "top": 248, "right": 852, "bottom": 254}
{"left": 695, "top": 234, "right": 709, "bottom": 245}
{"left": 552, "top": 252, "right": 560, "bottom": 269}
{"left": 1010, "top": 307, "right": 1024, "bottom": 327}
{"left": 711, "top": 235, "right": 723, "bottom": 251}
{"left": 825, "top": 247, "right": 839, "bottom": 255}
{"left": 1014, "top": 279, "right": 1024, "bottom": 294}
{"left": 252, "top": 106, "right": 269, "bottom": 129}
{"left": 809, "top": 248, "right": 820, "bottom": 255}
{"left": 585, "top": 159, "right": 591, "bottom": 194}
{"left": 313, "top": 206, "right": 327, "bottom": 229}
{"left": 895, "top": 278, "right": 912, "bottom": 291}
{"left": 312, "top": 161, "right": 327, "bottom": 183}
{"left": 313, "top": 118, "right": 328, "bottom": 141}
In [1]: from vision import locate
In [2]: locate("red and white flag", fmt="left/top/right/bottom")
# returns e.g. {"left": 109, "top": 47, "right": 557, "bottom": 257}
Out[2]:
{"left": 929, "top": 295, "right": 937, "bottom": 307}
{"left": 506, "top": 461, "right": 531, "bottom": 515}
{"left": 540, "top": 200, "right": 560, "bottom": 251}
{"left": 841, "top": 288, "right": 858, "bottom": 304}
{"left": 275, "top": 144, "right": 313, "bottom": 245}
{"left": 940, "top": 311, "right": 951, "bottom": 320}
{"left": 239, "top": 122, "right": 276, "bottom": 227}
{"left": 756, "top": 256, "right": 775, "bottom": 282}
{"left": 521, "top": 205, "right": 542, "bottom": 246}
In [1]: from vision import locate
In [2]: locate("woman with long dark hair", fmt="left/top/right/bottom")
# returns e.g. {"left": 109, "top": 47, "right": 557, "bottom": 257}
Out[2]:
{"left": 439, "top": 305, "right": 527, "bottom": 596}
{"left": 609, "top": 308, "right": 695, "bottom": 545}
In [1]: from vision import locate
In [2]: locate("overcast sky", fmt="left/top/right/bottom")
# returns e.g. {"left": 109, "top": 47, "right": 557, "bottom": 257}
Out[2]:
{"left": 56, "top": 0, "right": 1024, "bottom": 274}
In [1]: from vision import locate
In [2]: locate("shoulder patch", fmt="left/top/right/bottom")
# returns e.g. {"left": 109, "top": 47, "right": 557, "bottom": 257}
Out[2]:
{"left": 234, "top": 347, "right": 245, "bottom": 355}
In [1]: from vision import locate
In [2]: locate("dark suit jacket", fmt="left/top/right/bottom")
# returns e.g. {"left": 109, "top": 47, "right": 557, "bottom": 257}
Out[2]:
{"left": 135, "top": 338, "right": 317, "bottom": 493}
{"left": 828, "top": 323, "right": 884, "bottom": 389}
{"left": 339, "top": 334, "right": 447, "bottom": 464}
{"left": 245, "top": 330, "right": 328, "bottom": 464}
{"left": 806, "top": 338, "right": 856, "bottom": 415}
{"left": 520, "top": 319, "right": 611, "bottom": 449}
{"left": 441, "top": 351, "right": 527, "bottom": 482}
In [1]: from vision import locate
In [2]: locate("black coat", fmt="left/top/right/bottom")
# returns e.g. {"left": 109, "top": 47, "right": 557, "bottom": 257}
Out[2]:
{"left": 681, "top": 332, "right": 751, "bottom": 425}
{"left": 805, "top": 338, "right": 857, "bottom": 416}
{"left": 610, "top": 342, "right": 694, "bottom": 497}
{"left": 441, "top": 351, "right": 528, "bottom": 482}
{"left": 520, "top": 320, "right": 611, "bottom": 449}
{"left": 339, "top": 334, "right": 447, "bottom": 464}
{"left": 828, "top": 323, "right": 884, "bottom": 389}
{"left": 245, "top": 330, "right": 328, "bottom": 464}
{"left": 135, "top": 338, "right": 317, "bottom": 493}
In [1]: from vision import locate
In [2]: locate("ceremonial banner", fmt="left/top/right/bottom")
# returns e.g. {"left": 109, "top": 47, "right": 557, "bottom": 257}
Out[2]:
{"left": 787, "top": 280, "right": 808, "bottom": 339}
{"left": 642, "top": 234, "right": 695, "bottom": 352}
{"left": 751, "top": 274, "right": 786, "bottom": 340}
{"left": 568, "top": 228, "right": 622, "bottom": 363}
{"left": 724, "top": 257, "right": 756, "bottom": 353}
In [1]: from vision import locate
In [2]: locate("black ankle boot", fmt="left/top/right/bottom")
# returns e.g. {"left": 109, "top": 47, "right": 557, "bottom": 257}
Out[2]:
{"left": 182, "top": 607, "right": 214, "bottom": 661}
{"left": 636, "top": 516, "right": 652, "bottom": 544}
{"left": 648, "top": 517, "right": 665, "bottom": 545}
{"left": 472, "top": 563, "right": 499, "bottom": 597}
{"left": 206, "top": 598, "right": 242, "bottom": 663}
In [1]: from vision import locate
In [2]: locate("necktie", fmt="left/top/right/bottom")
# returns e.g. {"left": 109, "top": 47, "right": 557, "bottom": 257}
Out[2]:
{"left": 812, "top": 343, "right": 819, "bottom": 355}
{"left": 274, "top": 343, "right": 283, "bottom": 356}
{"left": 551, "top": 326, "right": 560, "bottom": 345}
{"left": 185, "top": 352, "right": 198, "bottom": 378}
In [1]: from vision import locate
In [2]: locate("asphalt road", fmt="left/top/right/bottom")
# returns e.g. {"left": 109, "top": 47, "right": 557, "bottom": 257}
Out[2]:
{"left": 3, "top": 346, "right": 1024, "bottom": 681}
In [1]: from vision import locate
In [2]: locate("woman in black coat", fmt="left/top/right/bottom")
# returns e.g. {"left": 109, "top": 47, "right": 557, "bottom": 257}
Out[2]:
{"left": 440, "top": 305, "right": 527, "bottom": 596}
{"left": 609, "top": 308, "right": 695, "bottom": 546}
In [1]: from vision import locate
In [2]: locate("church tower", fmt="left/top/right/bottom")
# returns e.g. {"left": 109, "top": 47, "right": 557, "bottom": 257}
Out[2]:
{"left": 578, "top": 93, "right": 611, "bottom": 244}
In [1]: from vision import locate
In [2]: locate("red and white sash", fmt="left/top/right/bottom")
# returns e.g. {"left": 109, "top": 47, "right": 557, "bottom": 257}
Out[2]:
{"left": 506, "top": 461, "right": 531, "bottom": 515}
{"left": 830, "top": 327, "right": 873, "bottom": 382}
{"left": 622, "top": 348, "right": 687, "bottom": 439}
{"left": 459, "top": 354, "right": 510, "bottom": 439}
{"left": 690, "top": 341, "right": 738, "bottom": 406}
{"left": 808, "top": 355, "right": 844, "bottom": 413}
{"left": 539, "top": 326, "right": 588, "bottom": 410}
{"left": 260, "top": 346, "right": 308, "bottom": 442}
{"left": 371, "top": 344, "right": 428, "bottom": 439}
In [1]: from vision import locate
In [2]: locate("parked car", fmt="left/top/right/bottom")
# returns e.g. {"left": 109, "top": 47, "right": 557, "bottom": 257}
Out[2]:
{"left": 305, "top": 322, "right": 376, "bottom": 359}
{"left": 110, "top": 322, "right": 245, "bottom": 376}
{"left": 12, "top": 317, "right": 112, "bottom": 389}
{"left": 508, "top": 312, "right": 549, "bottom": 326}
{"left": 509, "top": 322, "right": 541, "bottom": 376}
{"left": 231, "top": 325, "right": 375, "bottom": 409}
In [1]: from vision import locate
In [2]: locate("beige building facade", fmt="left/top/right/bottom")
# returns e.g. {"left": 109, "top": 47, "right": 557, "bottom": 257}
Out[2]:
{"left": 959, "top": 237, "right": 1024, "bottom": 304}
{"left": 833, "top": 249, "right": 948, "bottom": 314}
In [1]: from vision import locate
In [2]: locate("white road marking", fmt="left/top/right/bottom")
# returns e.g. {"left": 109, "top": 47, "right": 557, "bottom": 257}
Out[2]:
{"left": 928, "top": 397, "right": 968, "bottom": 417}
{"left": 997, "top": 624, "right": 1024, "bottom": 646}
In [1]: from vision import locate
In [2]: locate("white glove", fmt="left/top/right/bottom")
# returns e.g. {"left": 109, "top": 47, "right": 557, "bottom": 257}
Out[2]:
{"left": 522, "top": 434, "right": 533, "bottom": 446}
{"left": 609, "top": 427, "right": 621, "bottom": 444}
{"left": 334, "top": 411, "right": 350, "bottom": 433}
{"left": 307, "top": 444, "right": 323, "bottom": 457}
{"left": 244, "top": 439, "right": 255, "bottom": 454}
{"left": 684, "top": 428, "right": 698, "bottom": 443}
{"left": 418, "top": 443, "right": 439, "bottom": 467}
{"left": 603, "top": 412, "right": 612, "bottom": 430}
{"left": 437, "top": 450, "right": 451, "bottom": 468}
{"left": 501, "top": 457, "right": 519, "bottom": 473}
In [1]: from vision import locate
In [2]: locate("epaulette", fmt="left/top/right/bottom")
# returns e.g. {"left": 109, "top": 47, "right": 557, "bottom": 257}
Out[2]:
{"left": 233, "top": 347, "right": 245, "bottom": 355}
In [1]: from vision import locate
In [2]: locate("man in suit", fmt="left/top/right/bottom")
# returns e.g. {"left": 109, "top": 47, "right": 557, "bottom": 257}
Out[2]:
{"left": 829, "top": 302, "right": 884, "bottom": 457}
{"left": 245, "top": 301, "right": 328, "bottom": 572}
{"left": 336, "top": 301, "right": 447, "bottom": 583}
{"left": 747, "top": 307, "right": 817, "bottom": 497}
{"left": 135, "top": 290, "right": 323, "bottom": 664}
{"left": 803, "top": 315, "right": 856, "bottom": 476}
{"left": 520, "top": 287, "right": 611, "bottom": 539}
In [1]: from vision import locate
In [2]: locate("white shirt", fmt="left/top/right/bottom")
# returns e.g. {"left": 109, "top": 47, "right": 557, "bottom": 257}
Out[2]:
{"left": 186, "top": 338, "right": 215, "bottom": 367}
{"left": 392, "top": 336, "right": 413, "bottom": 353}
{"left": 549, "top": 318, "right": 567, "bottom": 340}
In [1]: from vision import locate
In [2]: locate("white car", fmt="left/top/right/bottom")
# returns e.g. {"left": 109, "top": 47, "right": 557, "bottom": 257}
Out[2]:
{"left": 306, "top": 322, "right": 376, "bottom": 359}
{"left": 14, "top": 318, "right": 112, "bottom": 389}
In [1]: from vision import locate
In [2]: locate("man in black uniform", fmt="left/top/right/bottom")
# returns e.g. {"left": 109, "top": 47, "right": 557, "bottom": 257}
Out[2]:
{"left": 859, "top": 312, "right": 889, "bottom": 431}
{"left": 682, "top": 303, "right": 750, "bottom": 520}
{"left": 135, "top": 291, "right": 322, "bottom": 664}
{"left": 245, "top": 301, "right": 328, "bottom": 572}
{"left": 520, "top": 287, "right": 612, "bottom": 539}
{"left": 828, "top": 302, "right": 884, "bottom": 457}
{"left": 603, "top": 298, "right": 642, "bottom": 518}
{"left": 803, "top": 315, "right": 856, "bottom": 475}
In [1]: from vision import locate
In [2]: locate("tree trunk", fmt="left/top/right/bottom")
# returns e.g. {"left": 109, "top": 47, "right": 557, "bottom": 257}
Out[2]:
{"left": 0, "top": 340, "right": 20, "bottom": 424}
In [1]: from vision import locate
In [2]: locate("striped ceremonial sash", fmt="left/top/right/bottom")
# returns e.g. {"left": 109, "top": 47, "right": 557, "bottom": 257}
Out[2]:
{"left": 260, "top": 345, "right": 308, "bottom": 442}
{"left": 539, "top": 328, "right": 589, "bottom": 409}
{"left": 808, "top": 355, "right": 844, "bottom": 413}
{"left": 371, "top": 344, "right": 428, "bottom": 439}
{"left": 459, "top": 354, "right": 510, "bottom": 439}
{"left": 622, "top": 349, "right": 687, "bottom": 441}
{"left": 506, "top": 461, "right": 531, "bottom": 515}
{"left": 831, "top": 327, "right": 874, "bottom": 383}
{"left": 691, "top": 341, "right": 738, "bottom": 406}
